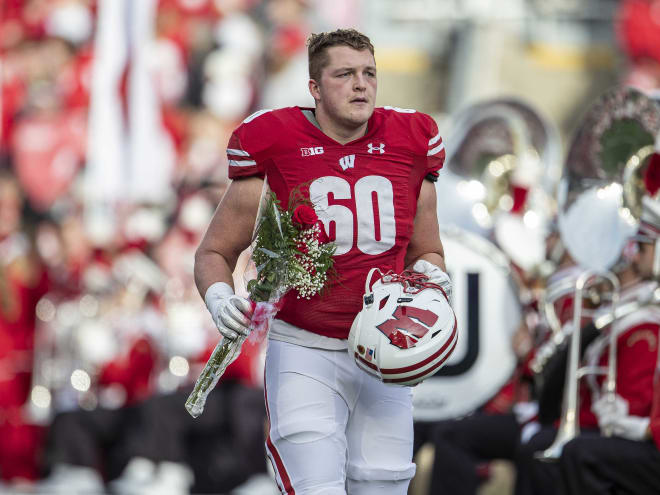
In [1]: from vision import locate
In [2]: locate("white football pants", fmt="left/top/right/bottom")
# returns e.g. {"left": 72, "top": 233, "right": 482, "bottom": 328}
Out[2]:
{"left": 264, "top": 339, "right": 416, "bottom": 495}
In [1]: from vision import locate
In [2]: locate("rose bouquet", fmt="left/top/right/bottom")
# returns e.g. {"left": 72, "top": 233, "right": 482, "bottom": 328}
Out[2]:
{"left": 185, "top": 186, "right": 336, "bottom": 418}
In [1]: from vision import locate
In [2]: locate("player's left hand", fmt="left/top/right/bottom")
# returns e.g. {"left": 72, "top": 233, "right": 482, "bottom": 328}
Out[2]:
{"left": 592, "top": 394, "right": 650, "bottom": 441}
{"left": 413, "top": 259, "right": 452, "bottom": 305}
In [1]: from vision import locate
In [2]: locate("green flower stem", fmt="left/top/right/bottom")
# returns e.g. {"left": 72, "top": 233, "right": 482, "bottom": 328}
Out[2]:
{"left": 185, "top": 334, "right": 247, "bottom": 418}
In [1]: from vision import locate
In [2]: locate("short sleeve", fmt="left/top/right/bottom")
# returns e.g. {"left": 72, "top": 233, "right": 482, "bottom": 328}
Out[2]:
{"left": 424, "top": 114, "right": 445, "bottom": 180}
{"left": 227, "top": 109, "right": 274, "bottom": 180}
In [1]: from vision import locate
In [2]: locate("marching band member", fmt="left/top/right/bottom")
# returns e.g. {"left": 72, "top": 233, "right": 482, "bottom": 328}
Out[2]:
{"left": 514, "top": 199, "right": 660, "bottom": 495}
{"left": 426, "top": 223, "right": 577, "bottom": 495}
{"left": 421, "top": 96, "right": 563, "bottom": 494}
{"left": 37, "top": 214, "right": 166, "bottom": 494}
{"left": 559, "top": 196, "right": 660, "bottom": 495}
{"left": 512, "top": 83, "right": 660, "bottom": 495}
{"left": 0, "top": 170, "right": 49, "bottom": 483}
{"left": 108, "top": 197, "right": 272, "bottom": 495}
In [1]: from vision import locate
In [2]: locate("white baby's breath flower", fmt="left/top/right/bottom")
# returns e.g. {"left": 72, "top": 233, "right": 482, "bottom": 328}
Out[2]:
{"left": 287, "top": 223, "right": 335, "bottom": 299}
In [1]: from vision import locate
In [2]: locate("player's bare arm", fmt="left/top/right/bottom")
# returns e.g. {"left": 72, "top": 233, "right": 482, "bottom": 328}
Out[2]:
{"left": 404, "top": 180, "right": 446, "bottom": 271}
{"left": 194, "top": 176, "right": 264, "bottom": 299}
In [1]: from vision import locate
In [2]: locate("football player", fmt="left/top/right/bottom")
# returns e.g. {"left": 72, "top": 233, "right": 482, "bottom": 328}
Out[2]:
{"left": 194, "top": 28, "right": 451, "bottom": 495}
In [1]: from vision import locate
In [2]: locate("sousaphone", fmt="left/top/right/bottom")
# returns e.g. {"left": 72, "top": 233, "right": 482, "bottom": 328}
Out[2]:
{"left": 537, "top": 86, "right": 660, "bottom": 460}
{"left": 437, "top": 97, "right": 563, "bottom": 273}
{"left": 558, "top": 86, "right": 660, "bottom": 271}
{"left": 418, "top": 99, "right": 562, "bottom": 421}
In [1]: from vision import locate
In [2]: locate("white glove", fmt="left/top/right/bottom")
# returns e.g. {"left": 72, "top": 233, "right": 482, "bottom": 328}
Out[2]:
{"left": 413, "top": 259, "right": 452, "bottom": 305}
{"left": 204, "top": 282, "right": 254, "bottom": 341}
{"left": 592, "top": 394, "right": 650, "bottom": 441}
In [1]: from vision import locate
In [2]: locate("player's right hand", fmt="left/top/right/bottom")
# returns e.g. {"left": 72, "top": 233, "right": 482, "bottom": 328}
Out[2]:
{"left": 204, "top": 282, "right": 254, "bottom": 340}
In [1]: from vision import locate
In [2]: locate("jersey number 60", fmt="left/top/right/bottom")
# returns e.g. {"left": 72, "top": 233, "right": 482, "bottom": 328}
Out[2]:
{"left": 310, "top": 176, "right": 396, "bottom": 255}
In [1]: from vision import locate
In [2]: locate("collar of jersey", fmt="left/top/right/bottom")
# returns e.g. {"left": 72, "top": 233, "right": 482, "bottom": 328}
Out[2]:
{"left": 296, "top": 106, "right": 379, "bottom": 147}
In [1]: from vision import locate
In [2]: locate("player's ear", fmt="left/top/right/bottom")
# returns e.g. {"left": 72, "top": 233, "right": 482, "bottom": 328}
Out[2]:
{"left": 309, "top": 79, "right": 321, "bottom": 102}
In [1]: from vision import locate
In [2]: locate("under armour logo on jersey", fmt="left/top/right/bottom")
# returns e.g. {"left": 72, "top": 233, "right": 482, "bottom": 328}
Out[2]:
{"left": 301, "top": 146, "right": 324, "bottom": 157}
{"left": 339, "top": 154, "right": 355, "bottom": 171}
{"left": 367, "top": 143, "right": 385, "bottom": 154}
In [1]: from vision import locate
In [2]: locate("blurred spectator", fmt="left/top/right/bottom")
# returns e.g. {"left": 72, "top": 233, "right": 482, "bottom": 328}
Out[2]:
{"left": 0, "top": 0, "right": 328, "bottom": 492}
{"left": 0, "top": 170, "right": 49, "bottom": 483}
{"left": 259, "top": 0, "right": 315, "bottom": 108}
{"left": 35, "top": 218, "right": 169, "bottom": 493}
{"left": 616, "top": 0, "right": 660, "bottom": 93}
{"left": 10, "top": 100, "right": 87, "bottom": 212}
{"left": 201, "top": 2, "right": 263, "bottom": 122}
{"left": 35, "top": 182, "right": 270, "bottom": 494}
{"left": 174, "top": 110, "right": 233, "bottom": 189}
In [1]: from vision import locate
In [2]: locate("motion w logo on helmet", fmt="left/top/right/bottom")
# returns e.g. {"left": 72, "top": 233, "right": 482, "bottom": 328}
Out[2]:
{"left": 377, "top": 306, "right": 439, "bottom": 349}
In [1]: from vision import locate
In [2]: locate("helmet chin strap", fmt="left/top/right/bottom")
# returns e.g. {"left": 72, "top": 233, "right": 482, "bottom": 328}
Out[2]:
{"left": 653, "top": 238, "right": 660, "bottom": 280}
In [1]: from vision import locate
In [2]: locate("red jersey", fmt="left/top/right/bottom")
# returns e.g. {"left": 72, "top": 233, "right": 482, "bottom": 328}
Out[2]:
{"left": 651, "top": 363, "right": 660, "bottom": 450}
{"left": 227, "top": 106, "right": 445, "bottom": 339}
{"left": 578, "top": 285, "right": 660, "bottom": 429}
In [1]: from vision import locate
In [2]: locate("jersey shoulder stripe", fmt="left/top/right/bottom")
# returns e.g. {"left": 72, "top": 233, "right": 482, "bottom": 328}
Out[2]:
{"left": 227, "top": 148, "right": 250, "bottom": 157}
{"left": 382, "top": 105, "right": 417, "bottom": 114}
{"left": 227, "top": 144, "right": 255, "bottom": 169}
{"left": 242, "top": 108, "right": 273, "bottom": 124}
{"left": 229, "top": 159, "right": 257, "bottom": 167}
{"left": 428, "top": 141, "right": 445, "bottom": 156}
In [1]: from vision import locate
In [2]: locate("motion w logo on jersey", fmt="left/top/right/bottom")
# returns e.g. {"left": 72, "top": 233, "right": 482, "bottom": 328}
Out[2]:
{"left": 339, "top": 154, "right": 355, "bottom": 171}
{"left": 377, "top": 306, "right": 438, "bottom": 349}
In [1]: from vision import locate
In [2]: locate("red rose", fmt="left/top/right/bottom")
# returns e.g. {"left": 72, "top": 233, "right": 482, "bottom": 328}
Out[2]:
{"left": 292, "top": 205, "right": 318, "bottom": 228}
{"left": 644, "top": 153, "right": 660, "bottom": 196}
{"left": 316, "top": 220, "right": 330, "bottom": 244}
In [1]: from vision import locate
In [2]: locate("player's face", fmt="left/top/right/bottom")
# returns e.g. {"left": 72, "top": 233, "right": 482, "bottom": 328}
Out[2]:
{"left": 313, "top": 46, "right": 377, "bottom": 130}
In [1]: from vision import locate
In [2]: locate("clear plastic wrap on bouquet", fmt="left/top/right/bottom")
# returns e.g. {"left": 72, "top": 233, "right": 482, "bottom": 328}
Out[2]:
{"left": 185, "top": 182, "right": 335, "bottom": 418}
{"left": 184, "top": 290, "right": 285, "bottom": 418}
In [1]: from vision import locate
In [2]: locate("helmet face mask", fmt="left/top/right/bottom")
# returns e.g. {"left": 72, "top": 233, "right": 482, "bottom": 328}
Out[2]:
{"left": 348, "top": 268, "right": 458, "bottom": 386}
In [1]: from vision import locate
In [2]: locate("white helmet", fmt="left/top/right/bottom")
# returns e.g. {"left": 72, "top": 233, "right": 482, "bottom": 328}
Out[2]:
{"left": 348, "top": 268, "right": 458, "bottom": 386}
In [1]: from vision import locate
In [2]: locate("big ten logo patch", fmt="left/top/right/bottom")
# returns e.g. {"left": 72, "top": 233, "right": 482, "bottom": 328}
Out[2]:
{"left": 301, "top": 146, "right": 324, "bottom": 157}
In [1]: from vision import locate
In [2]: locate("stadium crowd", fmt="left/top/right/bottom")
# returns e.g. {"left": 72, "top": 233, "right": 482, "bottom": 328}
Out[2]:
{"left": 2, "top": 1, "right": 660, "bottom": 495}
{"left": 0, "top": 0, "right": 322, "bottom": 492}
